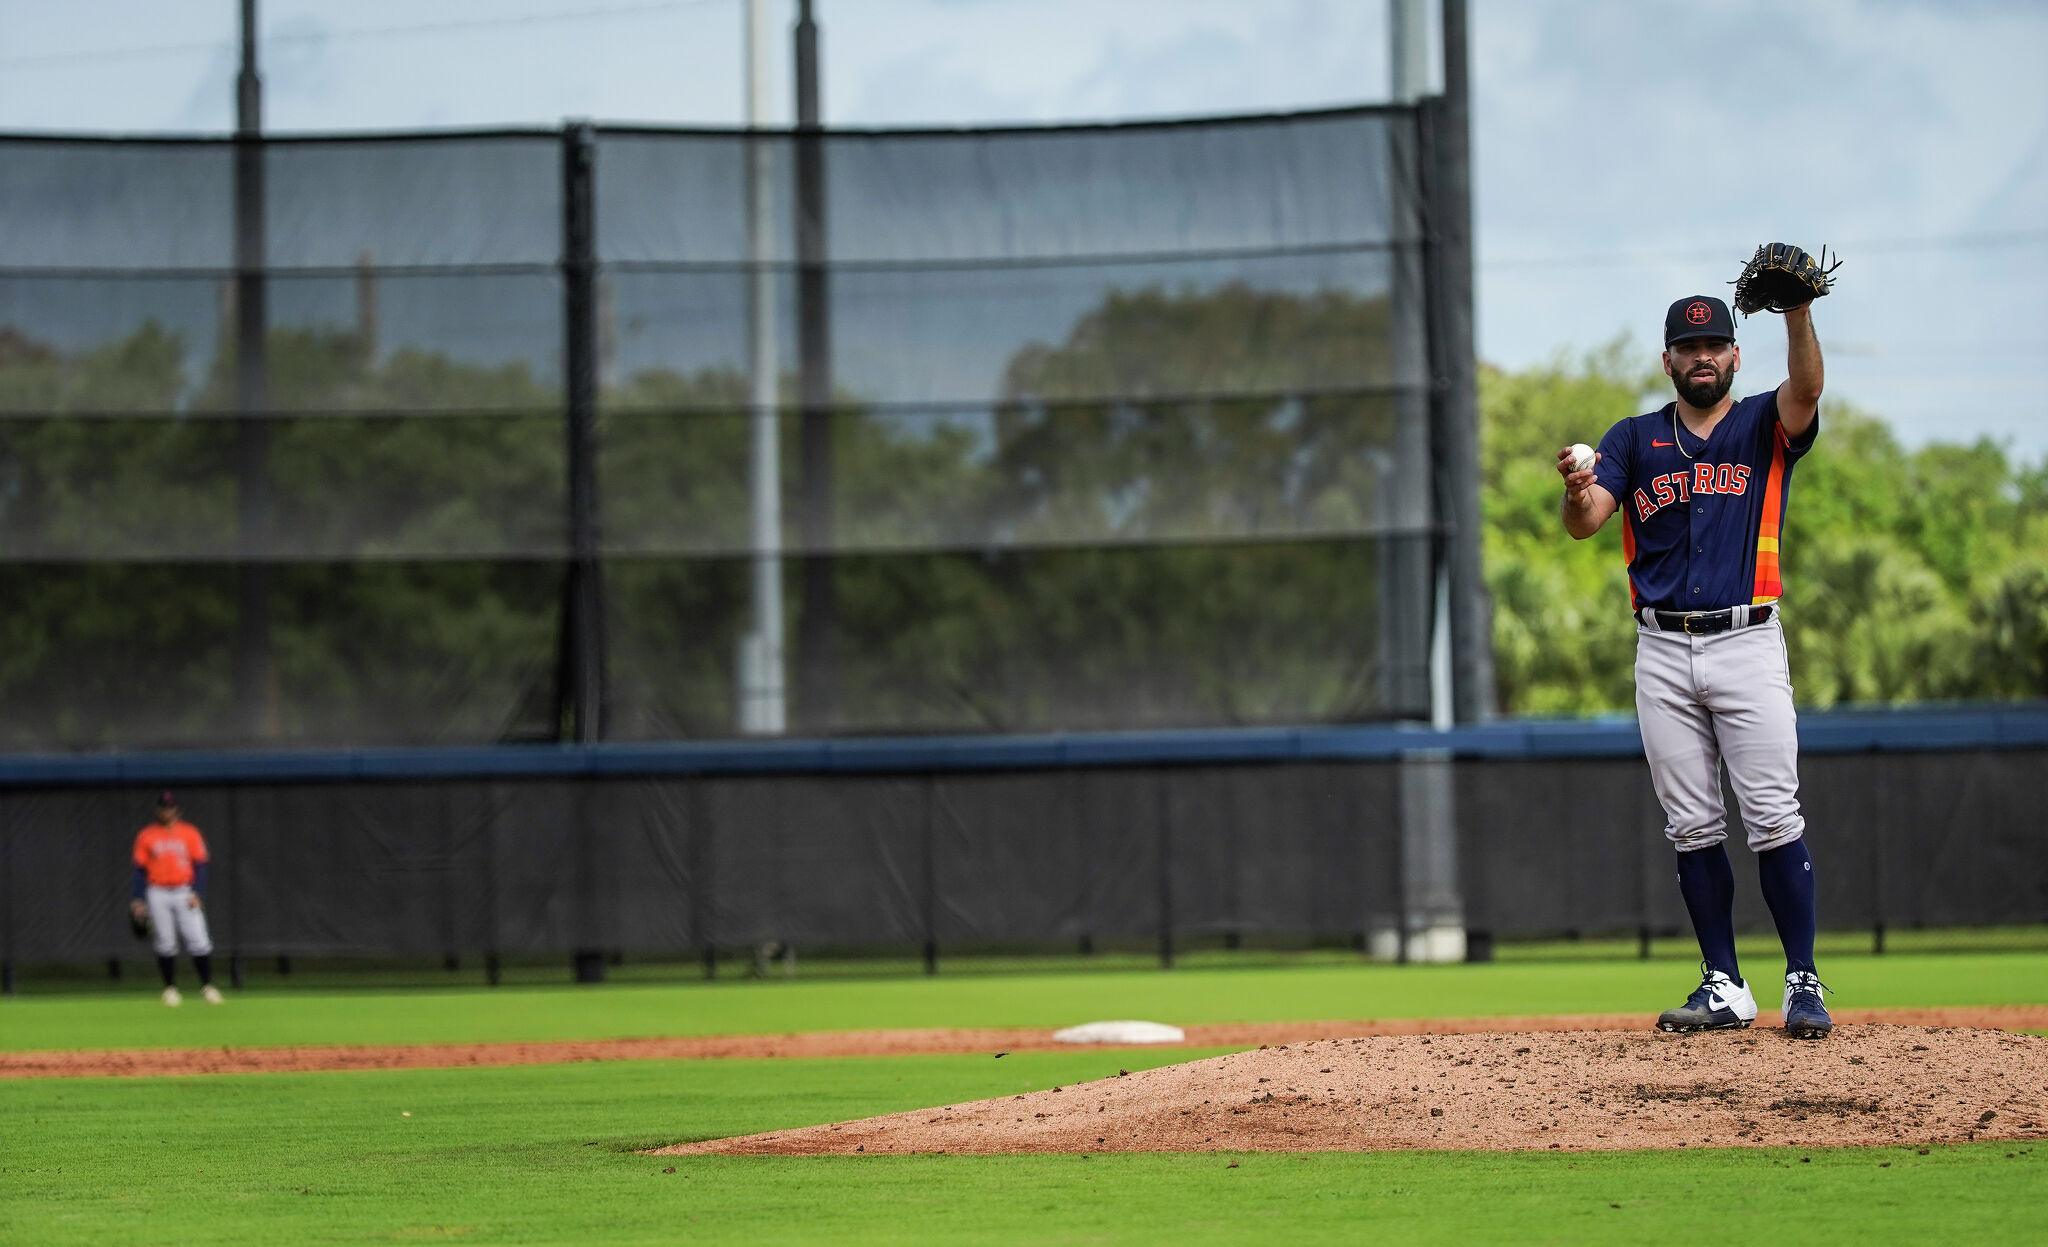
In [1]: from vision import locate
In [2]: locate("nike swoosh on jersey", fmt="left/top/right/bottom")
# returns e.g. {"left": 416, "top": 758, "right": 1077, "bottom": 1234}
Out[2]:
{"left": 1652, "top": 440, "right": 1675, "bottom": 447}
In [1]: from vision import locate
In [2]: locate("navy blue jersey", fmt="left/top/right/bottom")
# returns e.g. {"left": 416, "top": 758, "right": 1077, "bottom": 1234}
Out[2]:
{"left": 1592, "top": 390, "right": 1817, "bottom": 612}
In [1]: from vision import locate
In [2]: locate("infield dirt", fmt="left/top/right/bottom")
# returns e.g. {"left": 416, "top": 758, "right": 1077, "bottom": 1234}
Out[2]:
{"left": 8, "top": 1005, "right": 2044, "bottom": 1078}
{"left": 664, "top": 1025, "right": 2048, "bottom": 1155}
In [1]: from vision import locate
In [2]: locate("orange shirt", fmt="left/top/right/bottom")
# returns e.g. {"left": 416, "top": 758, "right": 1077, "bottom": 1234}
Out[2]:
{"left": 133, "top": 822, "right": 208, "bottom": 888}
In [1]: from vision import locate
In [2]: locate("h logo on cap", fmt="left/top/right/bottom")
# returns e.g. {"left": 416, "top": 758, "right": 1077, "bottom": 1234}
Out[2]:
{"left": 1687, "top": 302, "right": 1712, "bottom": 325}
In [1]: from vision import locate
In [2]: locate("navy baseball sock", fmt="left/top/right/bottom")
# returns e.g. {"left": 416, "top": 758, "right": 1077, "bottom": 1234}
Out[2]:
{"left": 156, "top": 955, "right": 177, "bottom": 988}
{"left": 193, "top": 954, "right": 214, "bottom": 987}
{"left": 1675, "top": 843, "right": 1741, "bottom": 981}
{"left": 1757, "top": 838, "right": 1817, "bottom": 975}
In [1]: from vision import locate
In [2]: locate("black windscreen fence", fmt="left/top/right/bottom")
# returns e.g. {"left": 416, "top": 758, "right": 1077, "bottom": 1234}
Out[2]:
{"left": 0, "top": 109, "right": 1443, "bottom": 749}
{"left": 4, "top": 747, "right": 2043, "bottom": 971}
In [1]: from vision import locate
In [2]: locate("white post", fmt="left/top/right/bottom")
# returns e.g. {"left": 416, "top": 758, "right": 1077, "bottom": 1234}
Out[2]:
{"left": 738, "top": 0, "right": 786, "bottom": 733}
{"left": 1392, "top": 0, "right": 1450, "bottom": 731}
{"left": 1387, "top": 0, "right": 1466, "bottom": 963}
{"left": 1430, "top": 565, "right": 1454, "bottom": 732}
{"left": 1390, "top": 0, "right": 1431, "bottom": 103}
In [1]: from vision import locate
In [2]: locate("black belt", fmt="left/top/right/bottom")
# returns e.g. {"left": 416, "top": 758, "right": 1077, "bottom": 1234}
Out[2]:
{"left": 1641, "top": 603, "right": 1775, "bottom": 635}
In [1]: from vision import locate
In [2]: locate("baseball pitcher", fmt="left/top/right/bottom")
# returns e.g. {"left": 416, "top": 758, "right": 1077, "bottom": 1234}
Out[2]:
{"left": 1556, "top": 244, "right": 1839, "bottom": 1039}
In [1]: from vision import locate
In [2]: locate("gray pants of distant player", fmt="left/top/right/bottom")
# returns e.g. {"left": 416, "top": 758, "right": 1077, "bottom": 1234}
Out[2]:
{"left": 145, "top": 885, "right": 214, "bottom": 958}
{"left": 1635, "top": 616, "right": 1806, "bottom": 852}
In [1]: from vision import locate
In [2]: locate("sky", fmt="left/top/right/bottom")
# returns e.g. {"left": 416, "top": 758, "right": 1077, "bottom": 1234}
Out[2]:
{"left": 2, "top": 0, "right": 2044, "bottom": 456}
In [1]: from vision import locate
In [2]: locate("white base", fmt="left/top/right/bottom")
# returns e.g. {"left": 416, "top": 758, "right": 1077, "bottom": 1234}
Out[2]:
{"left": 1052, "top": 1020, "right": 1187, "bottom": 1045}
{"left": 1368, "top": 925, "right": 1467, "bottom": 964}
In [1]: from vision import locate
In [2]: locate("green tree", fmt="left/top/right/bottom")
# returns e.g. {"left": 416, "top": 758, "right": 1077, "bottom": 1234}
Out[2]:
{"left": 1479, "top": 343, "right": 2048, "bottom": 714}
{"left": 1479, "top": 341, "right": 1651, "bottom": 714}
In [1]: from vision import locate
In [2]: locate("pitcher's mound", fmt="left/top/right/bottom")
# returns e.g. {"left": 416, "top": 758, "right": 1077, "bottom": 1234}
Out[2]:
{"left": 663, "top": 1025, "right": 2048, "bottom": 1155}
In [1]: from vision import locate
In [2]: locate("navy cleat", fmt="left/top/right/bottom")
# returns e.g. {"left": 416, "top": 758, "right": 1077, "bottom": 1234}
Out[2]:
{"left": 1656, "top": 965, "right": 1758, "bottom": 1032}
{"left": 1782, "top": 970, "right": 1832, "bottom": 1039}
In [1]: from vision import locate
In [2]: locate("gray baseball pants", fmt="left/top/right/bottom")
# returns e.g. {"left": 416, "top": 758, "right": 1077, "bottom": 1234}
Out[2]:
{"left": 145, "top": 885, "right": 214, "bottom": 958}
{"left": 1635, "top": 616, "right": 1806, "bottom": 852}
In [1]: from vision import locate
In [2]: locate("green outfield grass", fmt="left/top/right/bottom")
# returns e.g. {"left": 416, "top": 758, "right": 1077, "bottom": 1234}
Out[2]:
{"left": 3, "top": 950, "right": 2044, "bottom": 1052}
{"left": 7, "top": 954, "right": 2043, "bottom": 1245}
{"left": 18, "top": 924, "right": 2047, "bottom": 995}
{"left": 3, "top": 1054, "right": 2041, "bottom": 1246}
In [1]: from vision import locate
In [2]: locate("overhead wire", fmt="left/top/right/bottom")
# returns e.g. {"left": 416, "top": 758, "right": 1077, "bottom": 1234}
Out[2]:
{"left": 1481, "top": 230, "right": 2048, "bottom": 271}
{"left": 0, "top": 0, "right": 730, "bottom": 70}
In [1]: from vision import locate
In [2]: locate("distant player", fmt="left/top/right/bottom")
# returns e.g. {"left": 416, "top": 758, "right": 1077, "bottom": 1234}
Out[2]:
{"left": 130, "top": 792, "right": 224, "bottom": 1006}
{"left": 1556, "top": 245, "right": 1838, "bottom": 1039}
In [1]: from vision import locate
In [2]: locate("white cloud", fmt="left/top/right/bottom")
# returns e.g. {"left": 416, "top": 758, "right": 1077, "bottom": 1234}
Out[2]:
{"left": 2, "top": 0, "right": 2043, "bottom": 451}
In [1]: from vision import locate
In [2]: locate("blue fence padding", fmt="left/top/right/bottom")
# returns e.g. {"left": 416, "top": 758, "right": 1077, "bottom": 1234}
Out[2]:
{"left": 2, "top": 704, "right": 2045, "bottom": 788}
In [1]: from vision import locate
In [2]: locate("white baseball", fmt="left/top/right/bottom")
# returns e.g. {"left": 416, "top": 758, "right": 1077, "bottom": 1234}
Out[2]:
{"left": 1567, "top": 443, "right": 1596, "bottom": 474}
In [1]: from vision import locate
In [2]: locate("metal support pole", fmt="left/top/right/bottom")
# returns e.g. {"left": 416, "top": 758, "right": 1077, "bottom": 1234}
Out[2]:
{"left": 1637, "top": 778, "right": 1657, "bottom": 959}
{"left": 1871, "top": 760, "right": 1888, "bottom": 955}
{"left": 561, "top": 124, "right": 606, "bottom": 981}
{"left": 793, "top": 0, "right": 838, "bottom": 731}
{"left": 689, "top": 782, "right": 716, "bottom": 979}
{"left": 1155, "top": 769, "right": 1174, "bottom": 970}
{"left": 233, "top": 0, "right": 273, "bottom": 743}
{"left": 482, "top": 785, "right": 502, "bottom": 986}
{"left": 226, "top": 788, "right": 246, "bottom": 988}
{"left": 921, "top": 776, "right": 938, "bottom": 976}
{"left": 571, "top": 776, "right": 605, "bottom": 984}
{"left": 1, "top": 795, "right": 14, "bottom": 996}
{"left": 1396, "top": 749, "right": 1466, "bottom": 962}
{"left": 1390, "top": 768, "right": 1410, "bottom": 964}
{"left": 1433, "top": 0, "right": 1495, "bottom": 723}
{"left": 566, "top": 127, "right": 607, "bottom": 976}
{"left": 560, "top": 123, "right": 606, "bottom": 743}
{"left": 738, "top": 0, "right": 786, "bottom": 734}
{"left": 1381, "top": 0, "right": 1435, "bottom": 722}
{"left": 1390, "top": 0, "right": 1430, "bottom": 100}
{"left": 1071, "top": 771, "right": 1093, "bottom": 956}
{"left": 438, "top": 785, "right": 458, "bottom": 971}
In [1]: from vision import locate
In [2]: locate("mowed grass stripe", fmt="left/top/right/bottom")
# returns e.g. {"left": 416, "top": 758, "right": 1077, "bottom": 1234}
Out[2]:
{"left": 5, "top": 952, "right": 2045, "bottom": 1053}
{"left": 2, "top": 1055, "right": 2041, "bottom": 1246}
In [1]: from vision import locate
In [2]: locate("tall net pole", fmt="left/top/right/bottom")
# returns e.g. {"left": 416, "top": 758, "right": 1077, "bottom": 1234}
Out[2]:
{"left": 561, "top": 124, "right": 605, "bottom": 743}
{"left": 233, "top": 0, "right": 274, "bottom": 741}
{"left": 1380, "top": 0, "right": 1435, "bottom": 722}
{"left": 1436, "top": 0, "right": 1496, "bottom": 725}
{"left": 738, "top": 0, "right": 786, "bottom": 733}
{"left": 793, "top": 0, "right": 837, "bottom": 731}
{"left": 1389, "top": 0, "right": 1466, "bottom": 964}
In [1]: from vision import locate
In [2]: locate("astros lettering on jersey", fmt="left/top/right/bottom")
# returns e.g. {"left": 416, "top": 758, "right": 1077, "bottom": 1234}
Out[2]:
{"left": 1590, "top": 390, "right": 1815, "bottom": 612}
{"left": 134, "top": 821, "right": 209, "bottom": 888}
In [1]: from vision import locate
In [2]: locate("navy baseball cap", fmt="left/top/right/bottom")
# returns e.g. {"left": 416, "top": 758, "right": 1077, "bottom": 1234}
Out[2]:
{"left": 1665, "top": 295, "right": 1735, "bottom": 344}
{"left": 155, "top": 791, "right": 177, "bottom": 807}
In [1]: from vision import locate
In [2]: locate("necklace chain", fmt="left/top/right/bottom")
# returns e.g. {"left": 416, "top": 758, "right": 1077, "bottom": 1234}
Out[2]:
{"left": 1671, "top": 404, "right": 1699, "bottom": 461}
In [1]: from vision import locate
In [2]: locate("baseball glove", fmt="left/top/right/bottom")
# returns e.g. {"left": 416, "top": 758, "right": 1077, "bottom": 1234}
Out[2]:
{"left": 128, "top": 901, "right": 150, "bottom": 941}
{"left": 1731, "top": 242, "right": 1841, "bottom": 316}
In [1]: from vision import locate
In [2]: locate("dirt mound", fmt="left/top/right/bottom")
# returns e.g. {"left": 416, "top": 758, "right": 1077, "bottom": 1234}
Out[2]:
{"left": 9, "top": 1005, "right": 2044, "bottom": 1080}
{"left": 664, "top": 1025, "right": 2048, "bottom": 1154}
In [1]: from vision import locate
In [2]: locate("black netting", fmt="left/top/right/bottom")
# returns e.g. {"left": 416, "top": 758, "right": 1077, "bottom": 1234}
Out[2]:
{"left": 0, "top": 141, "right": 234, "bottom": 270}
{"left": 596, "top": 393, "right": 1403, "bottom": 559}
{"left": 597, "top": 114, "right": 1409, "bottom": 265}
{"left": 0, "top": 109, "right": 1434, "bottom": 747}
{"left": 0, "top": 562, "right": 560, "bottom": 751}
{"left": 604, "top": 539, "right": 1410, "bottom": 738}
{"left": 600, "top": 252, "right": 1407, "bottom": 411}
{"left": 5, "top": 751, "right": 2039, "bottom": 967}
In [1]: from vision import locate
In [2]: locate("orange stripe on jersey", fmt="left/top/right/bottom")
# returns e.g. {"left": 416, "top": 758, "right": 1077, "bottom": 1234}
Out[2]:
{"left": 1621, "top": 510, "right": 1639, "bottom": 609}
{"left": 1752, "top": 425, "right": 1789, "bottom": 603}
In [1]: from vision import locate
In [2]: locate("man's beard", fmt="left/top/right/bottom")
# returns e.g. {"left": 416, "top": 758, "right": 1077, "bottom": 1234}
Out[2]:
{"left": 1672, "top": 363, "right": 1733, "bottom": 409}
